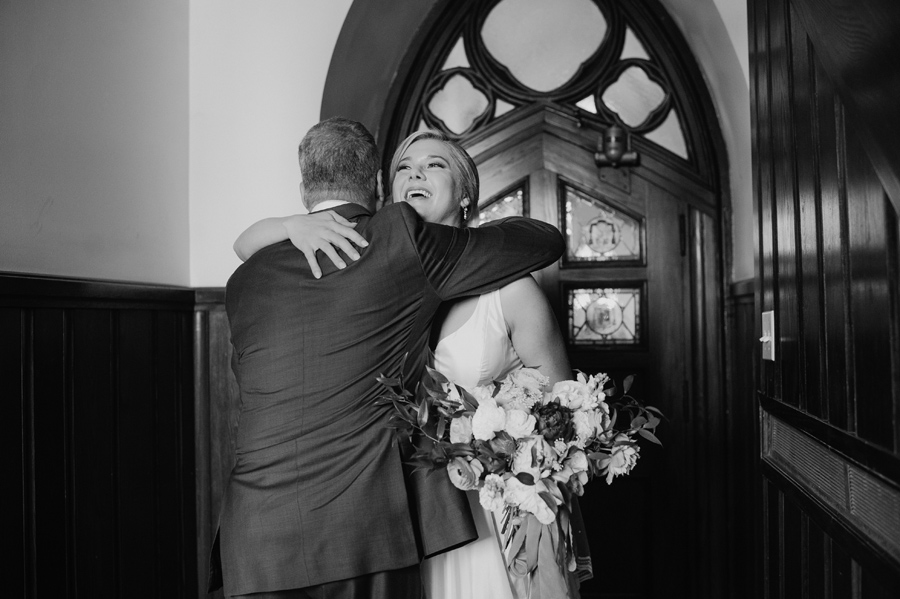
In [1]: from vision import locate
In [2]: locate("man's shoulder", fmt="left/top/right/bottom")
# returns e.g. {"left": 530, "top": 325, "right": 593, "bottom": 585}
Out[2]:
{"left": 227, "top": 241, "right": 295, "bottom": 288}
{"left": 372, "top": 201, "right": 418, "bottom": 223}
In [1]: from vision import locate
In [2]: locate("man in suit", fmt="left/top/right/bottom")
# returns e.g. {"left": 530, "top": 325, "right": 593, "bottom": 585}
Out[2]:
{"left": 212, "top": 117, "right": 564, "bottom": 598}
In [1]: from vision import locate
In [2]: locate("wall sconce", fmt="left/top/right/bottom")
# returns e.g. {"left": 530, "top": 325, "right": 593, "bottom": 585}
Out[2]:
{"left": 594, "top": 124, "right": 639, "bottom": 168}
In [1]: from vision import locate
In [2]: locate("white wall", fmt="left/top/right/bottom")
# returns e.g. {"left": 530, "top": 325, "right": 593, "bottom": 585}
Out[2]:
{"left": 0, "top": 0, "right": 190, "bottom": 285}
{"left": 1, "top": 0, "right": 752, "bottom": 287}
{"left": 662, "top": 0, "right": 754, "bottom": 282}
{"left": 189, "top": 0, "right": 353, "bottom": 287}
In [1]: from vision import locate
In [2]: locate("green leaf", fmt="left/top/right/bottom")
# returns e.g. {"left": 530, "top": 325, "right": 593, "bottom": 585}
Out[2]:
{"left": 538, "top": 491, "right": 559, "bottom": 516}
{"left": 435, "top": 415, "right": 447, "bottom": 440}
{"left": 623, "top": 374, "right": 634, "bottom": 394}
{"left": 630, "top": 415, "right": 648, "bottom": 429}
{"left": 377, "top": 374, "right": 401, "bottom": 387}
{"left": 515, "top": 472, "right": 536, "bottom": 485}
{"left": 460, "top": 387, "right": 480, "bottom": 411}
{"left": 638, "top": 428, "right": 663, "bottom": 445}
{"left": 417, "top": 399, "right": 429, "bottom": 427}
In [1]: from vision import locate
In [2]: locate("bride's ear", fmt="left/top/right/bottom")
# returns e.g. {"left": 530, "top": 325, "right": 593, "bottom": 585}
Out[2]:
{"left": 375, "top": 169, "right": 385, "bottom": 211}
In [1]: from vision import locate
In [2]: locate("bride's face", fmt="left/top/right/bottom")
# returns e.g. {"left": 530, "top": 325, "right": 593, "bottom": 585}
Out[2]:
{"left": 392, "top": 139, "right": 465, "bottom": 226}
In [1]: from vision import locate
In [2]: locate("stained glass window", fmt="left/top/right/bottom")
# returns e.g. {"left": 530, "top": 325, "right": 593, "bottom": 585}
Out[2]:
{"left": 407, "top": 0, "right": 698, "bottom": 163}
{"left": 428, "top": 73, "right": 490, "bottom": 135}
{"left": 476, "top": 186, "right": 526, "bottom": 226}
{"left": 601, "top": 65, "right": 666, "bottom": 128}
{"left": 567, "top": 285, "right": 642, "bottom": 346}
{"left": 644, "top": 108, "right": 688, "bottom": 159}
{"left": 563, "top": 185, "right": 642, "bottom": 264}
{"left": 620, "top": 28, "right": 650, "bottom": 61}
{"left": 441, "top": 37, "right": 470, "bottom": 70}
{"left": 481, "top": 0, "right": 606, "bottom": 92}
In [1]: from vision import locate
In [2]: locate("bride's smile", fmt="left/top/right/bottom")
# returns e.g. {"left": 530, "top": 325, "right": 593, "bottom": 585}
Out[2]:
{"left": 393, "top": 138, "right": 466, "bottom": 226}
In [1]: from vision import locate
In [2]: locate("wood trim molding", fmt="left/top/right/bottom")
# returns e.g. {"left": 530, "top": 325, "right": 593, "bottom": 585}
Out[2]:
{"left": 730, "top": 278, "right": 755, "bottom": 299}
{"left": 759, "top": 393, "right": 900, "bottom": 484}
{"left": 762, "top": 408, "right": 900, "bottom": 568}
{"left": 0, "top": 271, "right": 195, "bottom": 307}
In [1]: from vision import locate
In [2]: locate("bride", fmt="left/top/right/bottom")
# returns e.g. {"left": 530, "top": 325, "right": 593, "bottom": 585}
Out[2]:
{"left": 234, "top": 130, "right": 592, "bottom": 599}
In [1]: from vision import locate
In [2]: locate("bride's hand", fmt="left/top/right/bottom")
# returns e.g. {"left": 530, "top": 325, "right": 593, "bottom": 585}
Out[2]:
{"left": 284, "top": 212, "right": 369, "bottom": 279}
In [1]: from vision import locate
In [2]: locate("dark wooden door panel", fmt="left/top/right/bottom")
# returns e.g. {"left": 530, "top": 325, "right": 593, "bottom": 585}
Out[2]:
{"left": 751, "top": 0, "right": 900, "bottom": 593}
{"left": 468, "top": 110, "right": 721, "bottom": 598}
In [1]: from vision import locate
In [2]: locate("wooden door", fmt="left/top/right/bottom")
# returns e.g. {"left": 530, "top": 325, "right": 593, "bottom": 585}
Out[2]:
{"left": 466, "top": 106, "right": 723, "bottom": 598}
{"left": 750, "top": 0, "right": 900, "bottom": 596}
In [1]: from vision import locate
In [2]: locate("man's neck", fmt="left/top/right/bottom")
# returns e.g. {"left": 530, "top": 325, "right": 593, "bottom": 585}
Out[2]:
{"left": 306, "top": 191, "right": 372, "bottom": 213}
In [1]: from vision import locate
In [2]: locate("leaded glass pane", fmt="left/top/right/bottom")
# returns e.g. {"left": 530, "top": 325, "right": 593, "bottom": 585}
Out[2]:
{"left": 494, "top": 98, "right": 516, "bottom": 118}
{"left": 601, "top": 65, "right": 665, "bottom": 128}
{"left": 644, "top": 107, "right": 688, "bottom": 159}
{"left": 621, "top": 28, "right": 650, "bottom": 60}
{"left": 442, "top": 37, "right": 470, "bottom": 70}
{"left": 481, "top": 0, "right": 605, "bottom": 92}
{"left": 568, "top": 286, "right": 641, "bottom": 345}
{"left": 428, "top": 73, "right": 489, "bottom": 135}
{"left": 575, "top": 95, "right": 597, "bottom": 114}
{"left": 476, "top": 187, "right": 525, "bottom": 226}
{"left": 564, "top": 186, "right": 641, "bottom": 263}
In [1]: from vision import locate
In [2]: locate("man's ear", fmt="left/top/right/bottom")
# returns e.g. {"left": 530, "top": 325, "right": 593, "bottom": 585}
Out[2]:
{"left": 375, "top": 169, "right": 385, "bottom": 211}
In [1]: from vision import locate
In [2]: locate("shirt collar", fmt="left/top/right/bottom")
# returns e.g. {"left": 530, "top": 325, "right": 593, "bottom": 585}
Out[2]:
{"left": 310, "top": 200, "right": 350, "bottom": 213}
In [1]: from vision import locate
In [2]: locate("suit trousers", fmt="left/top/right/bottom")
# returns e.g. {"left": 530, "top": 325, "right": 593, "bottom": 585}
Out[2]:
{"left": 228, "top": 564, "right": 423, "bottom": 599}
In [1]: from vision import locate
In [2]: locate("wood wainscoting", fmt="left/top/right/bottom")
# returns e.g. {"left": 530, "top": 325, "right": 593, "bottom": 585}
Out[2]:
{"left": 193, "top": 288, "right": 239, "bottom": 599}
{"left": 4, "top": 273, "right": 197, "bottom": 598}
{"left": 725, "top": 278, "right": 762, "bottom": 598}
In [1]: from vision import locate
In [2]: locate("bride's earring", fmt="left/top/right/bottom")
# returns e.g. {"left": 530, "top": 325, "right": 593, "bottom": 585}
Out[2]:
{"left": 462, "top": 205, "right": 468, "bottom": 221}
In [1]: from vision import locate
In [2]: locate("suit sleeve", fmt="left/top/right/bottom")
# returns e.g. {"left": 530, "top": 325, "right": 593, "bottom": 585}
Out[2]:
{"left": 400, "top": 203, "right": 565, "bottom": 301}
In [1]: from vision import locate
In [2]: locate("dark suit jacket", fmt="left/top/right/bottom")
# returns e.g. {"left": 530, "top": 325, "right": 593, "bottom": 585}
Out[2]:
{"left": 214, "top": 201, "right": 564, "bottom": 596}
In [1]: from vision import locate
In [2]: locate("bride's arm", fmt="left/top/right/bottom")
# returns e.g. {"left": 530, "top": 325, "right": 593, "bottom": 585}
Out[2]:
{"left": 234, "top": 213, "right": 368, "bottom": 278}
{"left": 500, "top": 276, "right": 571, "bottom": 385}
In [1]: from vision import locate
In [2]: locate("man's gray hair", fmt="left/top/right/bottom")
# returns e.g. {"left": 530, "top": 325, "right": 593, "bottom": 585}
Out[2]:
{"left": 298, "top": 117, "right": 380, "bottom": 208}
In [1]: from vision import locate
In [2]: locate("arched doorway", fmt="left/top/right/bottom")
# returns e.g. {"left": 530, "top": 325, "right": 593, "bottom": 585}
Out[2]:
{"left": 325, "top": 1, "right": 730, "bottom": 596}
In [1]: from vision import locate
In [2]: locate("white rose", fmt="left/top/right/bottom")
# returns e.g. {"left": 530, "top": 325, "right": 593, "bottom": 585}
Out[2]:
{"left": 470, "top": 385, "right": 495, "bottom": 406}
{"left": 449, "top": 415, "right": 474, "bottom": 444}
{"left": 504, "top": 478, "right": 557, "bottom": 525}
{"left": 508, "top": 368, "right": 549, "bottom": 395}
{"left": 511, "top": 435, "right": 556, "bottom": 480}
{"left": 479, "top": 474, "right": 507, "bottom": 512}
{"left": 503, "top": 409, "right": 537, "bottom": 439}
{"left": 549, "top": 380, "right": 591, "bottom": 410}
{"left": 572, "top": 411, "right": 595, "bottom": 444}
{"left": 471, "top": 396, "right": 507, "bottom": 440}
{"left": 566, "top": 448, "right": 589, "bottom": 473}
{"left": 603, "top": 438, "right": 640, "bottom": 484}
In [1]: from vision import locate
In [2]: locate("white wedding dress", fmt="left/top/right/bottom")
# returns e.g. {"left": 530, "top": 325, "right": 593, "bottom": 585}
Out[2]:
{"left": 424, "top": 288, "right": 522, "bottom": 599}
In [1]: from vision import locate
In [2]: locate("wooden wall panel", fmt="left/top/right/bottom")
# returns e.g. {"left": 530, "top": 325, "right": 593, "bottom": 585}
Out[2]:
{"left": 725, "top": 281, "right": 760, "bottom": 599}
{"left": 751, "top": 0, "right": 900, "bottom": 593}
{"left": 193, "top": 290, "right": 240, "bottom": 599}
{"left": 31, "top": 309, "right": 71, "bottom": 596}
{"left": 3, "top": 274, "right": 196, "bottom": 599}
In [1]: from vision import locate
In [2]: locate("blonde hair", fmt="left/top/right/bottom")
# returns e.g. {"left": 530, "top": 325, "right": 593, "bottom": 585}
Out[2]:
{"left": 388, "top": 130, "right": 480, "bottom": 226}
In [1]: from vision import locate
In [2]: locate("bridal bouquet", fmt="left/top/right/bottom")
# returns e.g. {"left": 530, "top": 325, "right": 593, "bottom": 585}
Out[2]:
{"left": 377, "top": 366, "right": 662, "bottom": 524}
{"left": 377, "top": 364, "right": 662, "bottom": 596}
